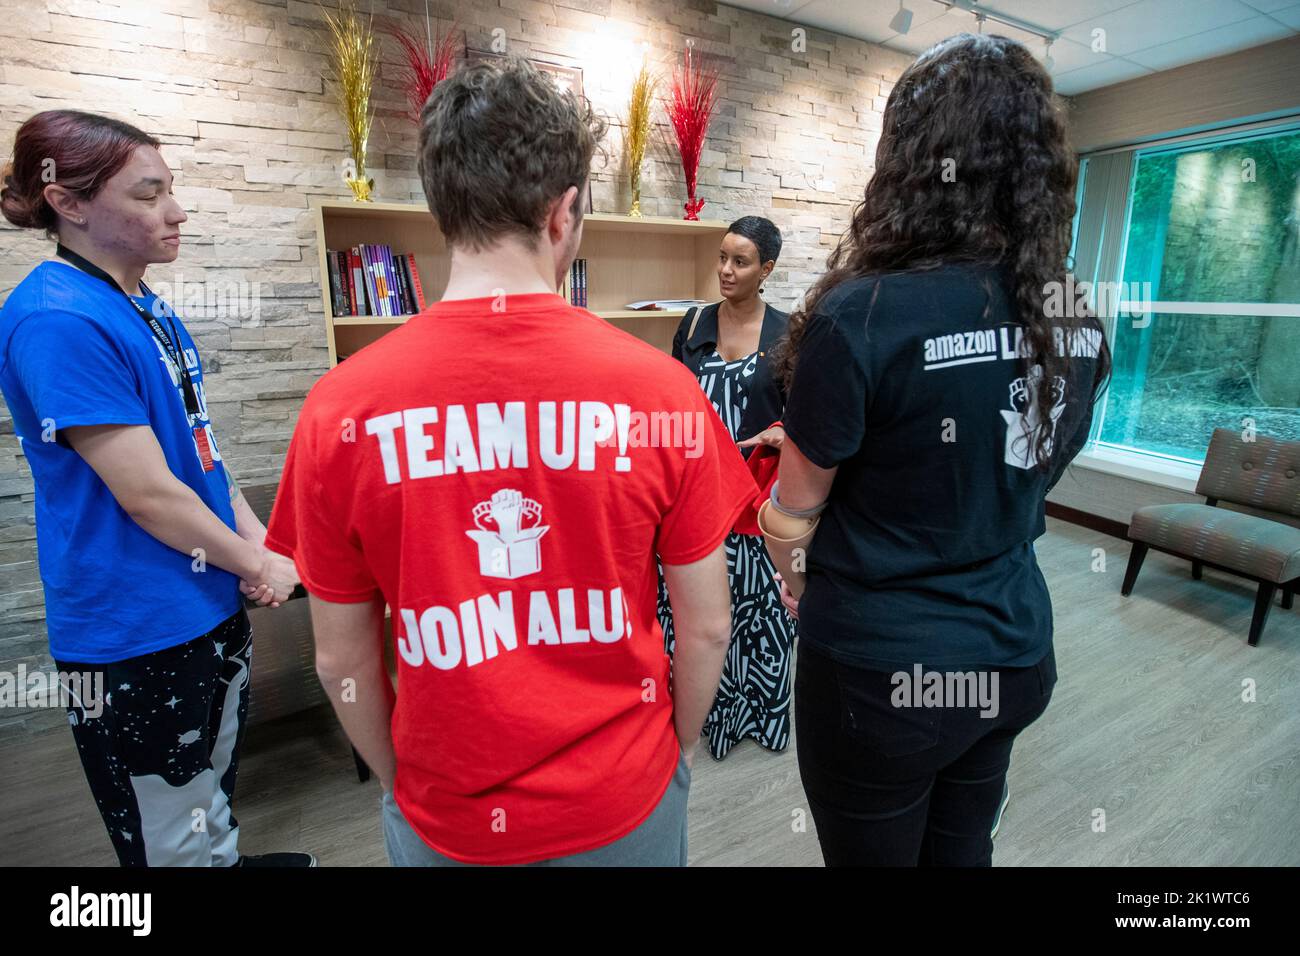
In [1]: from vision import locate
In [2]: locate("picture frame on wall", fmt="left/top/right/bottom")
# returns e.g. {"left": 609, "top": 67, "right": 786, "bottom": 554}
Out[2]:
{"left": 466, "top": 48, "right": 593, "bottom": 213}
{"left": 465, "top": 48, "right": 584, "bottom": 102}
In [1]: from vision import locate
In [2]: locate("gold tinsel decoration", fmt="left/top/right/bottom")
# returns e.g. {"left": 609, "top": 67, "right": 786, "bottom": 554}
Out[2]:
{"left": 323, "top": 1, "right": 377, "bottom": 202}
{"left": 625, "top": 63, "right": 658, "bottom": 217}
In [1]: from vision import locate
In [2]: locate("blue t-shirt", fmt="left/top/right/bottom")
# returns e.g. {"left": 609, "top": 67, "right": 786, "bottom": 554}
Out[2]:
{"left": 0, "top": 260, "right": 240, "bottom": 663}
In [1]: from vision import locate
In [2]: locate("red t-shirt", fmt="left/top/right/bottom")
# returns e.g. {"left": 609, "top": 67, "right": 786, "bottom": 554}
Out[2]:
{"left": 265, "top": 292, "right": 755, "bottom": 864}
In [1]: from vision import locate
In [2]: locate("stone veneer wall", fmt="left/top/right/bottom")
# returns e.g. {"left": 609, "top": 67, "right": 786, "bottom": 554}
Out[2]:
{"left": 0, "top": 0, "right": 913, "bottom": 736}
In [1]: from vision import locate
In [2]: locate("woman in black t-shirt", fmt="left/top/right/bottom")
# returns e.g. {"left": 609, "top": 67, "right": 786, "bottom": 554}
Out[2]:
{"left": 759, "top": 34, "right": 1111, "bottom": 866}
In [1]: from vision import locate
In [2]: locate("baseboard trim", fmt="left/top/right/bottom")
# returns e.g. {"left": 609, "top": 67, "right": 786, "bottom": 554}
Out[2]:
{"left": 1046, "top": 501, "right": 1130, "bottom": 540}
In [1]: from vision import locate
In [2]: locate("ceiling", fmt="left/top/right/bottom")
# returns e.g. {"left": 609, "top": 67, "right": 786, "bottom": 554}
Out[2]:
{"left": 722, "top": 0, "right": 1300, "bottom": 95}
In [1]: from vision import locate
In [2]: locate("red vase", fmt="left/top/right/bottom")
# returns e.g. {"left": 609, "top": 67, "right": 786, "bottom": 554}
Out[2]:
{"left": 683, "top": 195, "right": 705, "bottom": 221}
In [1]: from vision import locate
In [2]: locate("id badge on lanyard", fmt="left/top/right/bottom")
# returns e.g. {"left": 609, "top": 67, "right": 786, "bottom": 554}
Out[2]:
{"left": 55, "top": 244, "right": 214, "bottom": 471}
{"left": 192, "top": 425, "right": 215, "bottom": 471}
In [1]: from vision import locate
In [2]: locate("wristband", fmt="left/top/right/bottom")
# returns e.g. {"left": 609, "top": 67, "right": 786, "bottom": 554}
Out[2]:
{"left": 770, "top": 479, "right": 829, "bottom": 519}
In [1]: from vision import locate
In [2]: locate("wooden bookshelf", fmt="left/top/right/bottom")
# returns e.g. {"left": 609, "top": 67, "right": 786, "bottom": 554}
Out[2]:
{"left": 312, "top": 199, "right": 730, "bottom": 365}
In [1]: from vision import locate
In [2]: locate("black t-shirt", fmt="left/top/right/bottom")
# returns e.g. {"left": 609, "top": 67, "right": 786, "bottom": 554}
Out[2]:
{"left": 782, "top": 263, "right": 1104, "bottom": 670}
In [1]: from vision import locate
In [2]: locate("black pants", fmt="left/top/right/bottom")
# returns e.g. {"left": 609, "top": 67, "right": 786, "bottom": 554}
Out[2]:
{"left": 55, "top": 608, "right": 253, "bottom": 867}
{"left": 795, "top": 639, "right": 1056, "bottom": 866}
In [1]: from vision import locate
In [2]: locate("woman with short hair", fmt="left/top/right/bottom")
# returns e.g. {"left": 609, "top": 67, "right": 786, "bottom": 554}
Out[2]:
{"left": 659, "top": 215, "right": 796, "bottom": 760}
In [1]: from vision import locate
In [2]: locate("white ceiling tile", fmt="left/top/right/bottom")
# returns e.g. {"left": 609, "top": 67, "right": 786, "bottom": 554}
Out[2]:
{"left": 1050, "top": 57, "right": 1154, "bottom": 95}
{"left": 978, "top": 20, "right": 1048, "bottom": 49}
{"left": 720, "top": 0, "right": 1294, "bottom": 93}
{"left": 1237, "top": 0, "right": 1297, "bottom": 12}
{"left": 786, "top": 0, "right": 949, "bottom": 42}
{"left": 973, "top": 0, "right": 1141, "bottom": 31}
{"left": 1058, "top": 0, "right": 1262, "bottom": 55}
{"left": 732, "top": 0, "right": 818, "bottom": 17}
{"left": 1267, "top": 3, "right": 1300, "bottom": 27}
{"left": 1126, "top": 15, "right": 1293, "bottom": 68}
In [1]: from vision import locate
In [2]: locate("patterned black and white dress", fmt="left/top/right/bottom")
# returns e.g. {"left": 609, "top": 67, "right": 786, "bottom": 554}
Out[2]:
{"left": 657, "top": 348, "right": 795, "bottom": 760}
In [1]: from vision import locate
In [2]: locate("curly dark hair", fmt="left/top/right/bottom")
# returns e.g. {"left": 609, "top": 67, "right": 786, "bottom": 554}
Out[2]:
{"left": 774, "top": 33, "right": 1110, "bottom": 470}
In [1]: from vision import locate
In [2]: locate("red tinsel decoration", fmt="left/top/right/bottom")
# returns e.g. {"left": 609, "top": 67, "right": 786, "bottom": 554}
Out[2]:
{"left": 387, "top": 19, "right": 460, "bottom": 124}
{"left": 665, "top": 44, "right": 719, "bottom": 220}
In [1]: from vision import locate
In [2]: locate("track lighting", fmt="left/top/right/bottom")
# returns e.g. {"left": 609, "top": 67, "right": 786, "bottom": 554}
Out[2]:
{"left": 890, "top": 1, "right": 913, "bottom": 35}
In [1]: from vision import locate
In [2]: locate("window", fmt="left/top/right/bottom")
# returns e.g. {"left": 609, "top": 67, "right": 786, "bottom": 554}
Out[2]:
{"left": 1087, "top": 124, "right": 1300, "bottom": 464}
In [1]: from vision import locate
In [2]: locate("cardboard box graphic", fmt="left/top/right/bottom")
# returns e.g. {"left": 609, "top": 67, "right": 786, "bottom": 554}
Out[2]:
{"left": 466, "top": 527, "right": 549, "bottom": 579}
{"left": 466, "top": 490, "right": 549, "bottom": 580}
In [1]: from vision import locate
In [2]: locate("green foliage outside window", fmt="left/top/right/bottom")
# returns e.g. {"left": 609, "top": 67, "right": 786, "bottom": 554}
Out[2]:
{"left": 1100, "top": 127, "right": 1300, "bottom": 460}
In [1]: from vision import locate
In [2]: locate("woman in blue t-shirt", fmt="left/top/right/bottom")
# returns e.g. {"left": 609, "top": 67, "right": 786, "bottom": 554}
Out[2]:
{"left": 760, "top": 35, "right": 1111, "bottom": 866}
{"left": 0, "top": 110, "right": 308, "bottom": 866}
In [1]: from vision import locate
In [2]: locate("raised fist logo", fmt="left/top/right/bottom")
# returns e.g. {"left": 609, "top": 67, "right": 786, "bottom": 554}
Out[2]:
{"left": 472, "top": 489, "right": 543, "bottom": 540}
{"left": 1001, "top": 367, "right": 1067, "bottom": 470}
{"left": 466, "top": 489, "right": 549, "bottom": 580}
{"left": 1008, "top": 376, "right": 1032, "bottom": 414}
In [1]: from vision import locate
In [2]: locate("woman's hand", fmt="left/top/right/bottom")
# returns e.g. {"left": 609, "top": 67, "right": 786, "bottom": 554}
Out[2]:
{"left": 774, "top": 572, "right": 799, "bottom": 620}
{"left": 737, "top": 425, "right": 785, "bottom": 451}
{"left": 241, "top": 550, "right": 300, "bottom": 608}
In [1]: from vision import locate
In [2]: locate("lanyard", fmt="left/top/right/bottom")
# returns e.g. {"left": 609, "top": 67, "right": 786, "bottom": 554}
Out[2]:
{"left": 55, "top": 244, "right": 201, "bottom": 417}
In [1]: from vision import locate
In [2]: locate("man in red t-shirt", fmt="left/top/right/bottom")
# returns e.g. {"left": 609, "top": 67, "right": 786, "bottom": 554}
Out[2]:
{"left": 266, "top": 56, "right": 755, "bottom": 865}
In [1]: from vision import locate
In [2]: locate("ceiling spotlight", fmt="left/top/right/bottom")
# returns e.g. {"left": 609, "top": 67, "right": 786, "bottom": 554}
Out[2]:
{"left": 975, "top": 13, "right": 986, "bottom": 34}
{"left": 889, "top": 1, "right": 913, "bottom": 35}
{"left": 1043, "top": 36, "right": 1055, "bottom": 71}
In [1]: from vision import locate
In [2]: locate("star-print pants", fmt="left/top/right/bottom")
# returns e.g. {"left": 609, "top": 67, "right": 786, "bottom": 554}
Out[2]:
{"left": 55, "top": 608, "right": 253, "bottom": 867}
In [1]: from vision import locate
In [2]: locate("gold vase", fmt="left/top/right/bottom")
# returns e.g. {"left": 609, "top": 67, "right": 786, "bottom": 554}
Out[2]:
{"left": 629, "top": 164, "right": 643, "bottom": 217}
{"left": 345, "top": 162, "right": 374, "bottom": 203}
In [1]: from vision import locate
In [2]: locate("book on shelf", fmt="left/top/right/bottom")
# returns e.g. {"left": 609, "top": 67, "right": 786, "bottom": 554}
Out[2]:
{"left": 392, "top": 251, "right": 411, "bottom": 315}
{"left": 326, "top": 251, "right": 344, "bottom": 316}
{"left": 357, "top": 245, "right": 377, "bottom": 316}
{"left": 404, "top": 253, "right": 426, "bottom": 310}
{"left": 348, "top": 247, "right": 363, "bottom": 314}
{"left": 374, "top": 246, "right": 394, "bottom": 317}
{"left": 366, "top": 245, "right": 383, "bottom": 316}
{"left": 329, "top": 244, "right": 427, "bottom": 318}
{"left": 336, "top": 251, "right": 351, "bottom": 317}
{"left": 385, "top": 247, "right": 400, "bottom": 315}
{"left": 395, "top": 251, "right": 418, "bottom": 314}
{"left": 567, "top": 258, "right": 588, "bottom": 308}
{"left": 382, "top": 246, "right": 402, "bottom": 316}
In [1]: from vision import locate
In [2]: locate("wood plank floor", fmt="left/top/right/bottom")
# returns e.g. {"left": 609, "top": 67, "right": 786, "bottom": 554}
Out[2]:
{"left": 1, "top": 517, "right": 1296, "bottom": 866}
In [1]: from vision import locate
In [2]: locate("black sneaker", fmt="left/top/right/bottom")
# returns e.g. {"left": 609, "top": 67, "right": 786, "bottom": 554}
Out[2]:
{"left": 991, "top": 780, "right": 1011, "bottom": 839}
{"left": 236, "top": 852, "right": 317, "bottom": 867}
